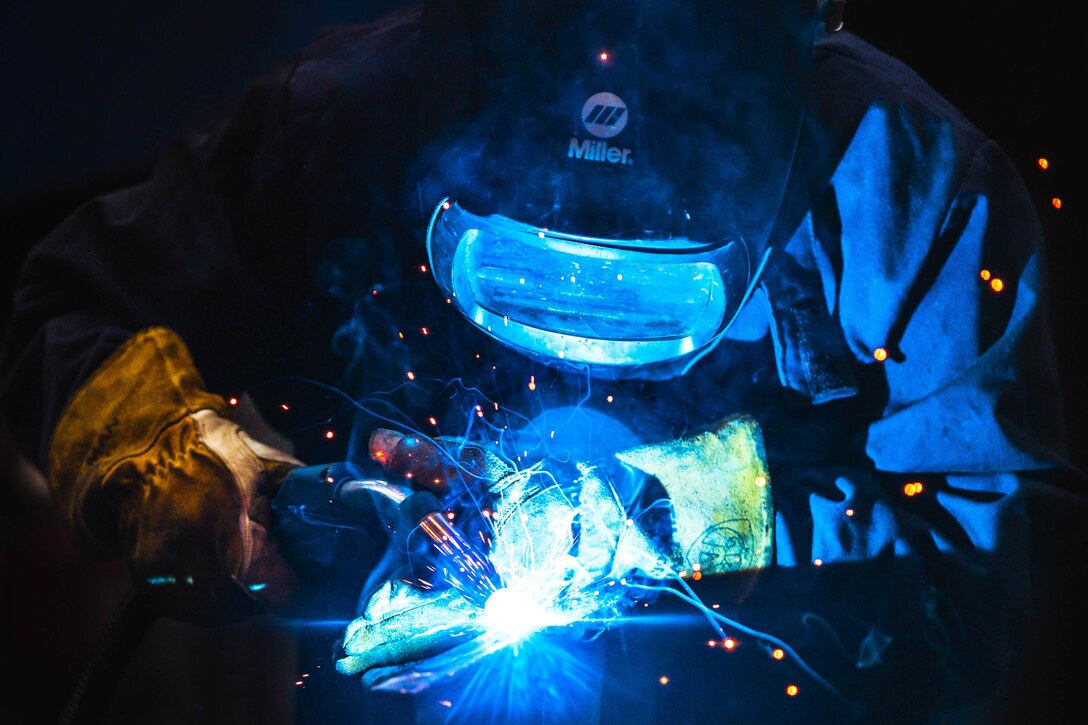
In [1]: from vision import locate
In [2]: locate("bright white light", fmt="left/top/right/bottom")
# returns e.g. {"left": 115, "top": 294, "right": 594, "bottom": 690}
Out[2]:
{"left": 483, "top": 587, "right": 554, "bottom": 642}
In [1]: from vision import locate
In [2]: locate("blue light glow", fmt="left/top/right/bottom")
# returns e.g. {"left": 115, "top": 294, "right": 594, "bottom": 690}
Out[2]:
{"left": 427, "top": 199, "right": 759, "bottom": 371}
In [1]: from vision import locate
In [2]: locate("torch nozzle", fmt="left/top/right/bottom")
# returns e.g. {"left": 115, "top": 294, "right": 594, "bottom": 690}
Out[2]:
{"left": 329, "top": 476, "right": 501, "bottom": 608}
{"left": 415, "top": 509, "right": 502, "bottom": 607}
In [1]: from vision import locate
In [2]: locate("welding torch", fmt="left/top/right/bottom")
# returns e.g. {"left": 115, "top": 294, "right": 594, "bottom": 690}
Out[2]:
{"left": 277, "top": 464, "right": 503, "bottom": 608}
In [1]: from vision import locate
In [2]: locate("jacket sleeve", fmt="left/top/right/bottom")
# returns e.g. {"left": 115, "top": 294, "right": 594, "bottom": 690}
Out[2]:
{"left": 767, "top": 111, "right": 1085, "bottom": 714}
{"left": 0, "top": 54, "right": 308, "bottom": 470}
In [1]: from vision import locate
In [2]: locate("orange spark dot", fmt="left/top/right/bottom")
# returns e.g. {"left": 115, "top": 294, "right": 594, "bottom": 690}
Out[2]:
{"left": 711, "top": 604, "right": 720, "bottom": 609}
{"left": 990, "top": 278, "right": 1004, "bottom": 293}
{"left": 707, "top": 639, "right": 717, "bottom": 647}
{"left": 1052, "top": 197, "right": 1063, "bottom": 209}
{"left": 406, "top": 371, "right": 416, "bottom": 380}
{"left": 441, "top": 201, "right": 451, "bottom": 210}
{"left": 755, "top": 475, "right": 767, "bottom": 487}
{"left": 446, "top": 511, "right": 455, "bottom": 520}
{"left": 599, "top": 51, "right": 609, "bottom": 61}
{"left": 280, "top": 403, "right": 290, "bottom": 411}
{"left": 873, "top": 347, "right": 888, "bottom": 362}
{"left": 295, "top": 681, "right": 304, "bottom": 686}
{"left": 724, "top": 638, "right": 737, "bottom": 650}
{"left": 421, "top": 327, "right": 429, "bottom": 335}
{"left": 786, "top": 684, "right": 799, "bottom": 697}
{"left": 659, "top": 676, "right": 669, "bottom": 685}
{"left": 904, "top": 481, "right": 923, "bottom": 496}
{"left": 1038, "top": 158, "right": 1049, "bottom": 170}
{"left": 494, "top": 402, "right": 500, "bottom": 411}
{"left": 325, "top": 430, "right": 335, "bottom": 439}
{"left": 398, "top": 331, "right": 404, "bottom": 339}
{"left": 606, "top": 395, "right": 614, "bottom": 403}
{"left": 228, "top": 397, "right": 238, "bottom": 406}
{"left": 845, "top": 508, "right": 855, "bottom": 517}
{"left": 528, "top": 376, "right": 536, "bottom": 391}
{"left": 693, "top": 571, "right": 703, "bottom": 581}
{"left": 814, "top": 558, "right": 823, "bottom": 567}
{"left": 980, "top": 269, "right": 992, "bottom": 281}
{"left": 420, "top": 264, "right": 428, "bottom": 273}
{"left": 772, "top": 648, "right": 785, "bottom": 660}
{"left": 428, "top": 417, "right": 438, "bottom": 426}
{"left": 372, "top": 289, "right": 379, "bottom": 296}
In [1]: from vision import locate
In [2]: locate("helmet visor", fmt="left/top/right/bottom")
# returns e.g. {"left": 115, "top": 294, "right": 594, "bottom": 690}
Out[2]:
{"left": 428, "top": 198, "right": 764, "bottom": 372}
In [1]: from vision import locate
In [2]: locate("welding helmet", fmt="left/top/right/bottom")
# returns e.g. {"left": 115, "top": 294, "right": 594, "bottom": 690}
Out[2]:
{"left": 418, "top": 1, "right": 821, "bottom": 378}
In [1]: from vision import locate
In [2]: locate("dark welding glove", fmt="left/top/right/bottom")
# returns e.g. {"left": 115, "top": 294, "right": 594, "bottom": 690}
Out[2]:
{"left": 48, "top": 327, "right": 302, "bottom": 623}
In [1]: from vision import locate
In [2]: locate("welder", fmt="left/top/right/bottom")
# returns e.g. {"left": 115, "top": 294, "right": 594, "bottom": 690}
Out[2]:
{"left": 1, "top": 1, "right": 1083, "bottom": 722}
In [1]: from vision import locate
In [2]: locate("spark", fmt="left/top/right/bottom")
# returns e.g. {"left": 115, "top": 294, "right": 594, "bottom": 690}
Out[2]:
{"left": 1038, "top": 157, "right": 1049, "bottom": 170}
{"left": 773, "top": 648, "right": 785, "bottom": 660}
{"left": 787, "top": 684, "right": 799, "bottom": 696}
{"left": 228, "top": 397, "right": 238, "bottom": 406}
{"left": 845, "top": 508, "right": 855, "bottom": 517}
{"left": 659, "top": 676, "right": 669, "bottom": 685}
{"left": 980, "top": 269, "right": 992, "bottom": 281}
{"left": 325, "top": 430, "right": 335, "bottom": 439}
{"left": 990, "top": 278, "right": 1004, "bottom": 292}
{"left": 407, "top": 371, "right": 416, "bottom": 380}
{"left": 1052, "top": 197, "right": 1063, "bottom": 209}
{"left": 873, "top": 347, "right": 888, "bottom": 362}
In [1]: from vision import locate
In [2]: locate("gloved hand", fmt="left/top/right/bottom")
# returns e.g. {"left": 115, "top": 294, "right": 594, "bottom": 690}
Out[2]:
{"left": 616, "top": 414, "right": 774, "bottom": 577}
{"left": 335, "top": 416, "right": 774, "bottom": 689}
{"left": 49, "top": 327, "right": 302, "bottom": 623}
{"left": 335, "top": 429, "right": 659, "bottom": 689}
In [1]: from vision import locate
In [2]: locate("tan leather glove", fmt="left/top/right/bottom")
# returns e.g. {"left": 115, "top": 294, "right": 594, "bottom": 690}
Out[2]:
{"left": 49, "top": 327, "right": 302, "bottom": 623}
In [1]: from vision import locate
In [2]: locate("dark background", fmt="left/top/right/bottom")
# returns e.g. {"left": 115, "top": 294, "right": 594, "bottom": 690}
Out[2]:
{"left": 1, "top": 1, "right": 1083, "bottom": 723}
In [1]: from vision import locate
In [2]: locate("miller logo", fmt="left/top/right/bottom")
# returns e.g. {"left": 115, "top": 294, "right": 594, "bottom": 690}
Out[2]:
{"left": 581, "top": 92, "right": 628, "bottom": 138}
{"left": 568, "top": 91, "right": 634, "bottom": 166}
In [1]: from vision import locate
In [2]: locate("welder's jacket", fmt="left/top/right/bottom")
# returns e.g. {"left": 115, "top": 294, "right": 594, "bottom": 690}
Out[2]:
{"left": 2, "top": 6, "right": 1082, "bottom": 723}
